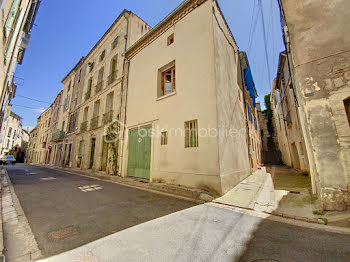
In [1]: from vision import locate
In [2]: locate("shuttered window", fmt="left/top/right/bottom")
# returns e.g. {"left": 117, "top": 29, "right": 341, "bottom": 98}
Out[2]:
{"left": 185, "top": 120, "right": 198, "bottom": 148}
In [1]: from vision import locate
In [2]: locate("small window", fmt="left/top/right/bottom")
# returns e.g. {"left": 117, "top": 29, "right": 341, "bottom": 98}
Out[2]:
{"left": 344, "top": 97, "right": 350, "bottom": 127}
{"left": 112, "top": 36, "right": 119, "bottom": 49}
{"left": 89, "top": 62, "right": 94, "bottom": 72}
{"left": 99, "top": 50, "right": 106, "bottom": 62}
{"left": 78, "top": 69, "right": 82, "bottom": 83}
{"left": 185, "top": 120, "right": 198, "bottom": 148}
{"left": 161, "top": 66, "right": 175, "bottom": 96}
{"left": 167, "top": 34, "right": 174, "bottom": 46}
{"left": 161, "top": 131, "right": 168, "bottom": 145}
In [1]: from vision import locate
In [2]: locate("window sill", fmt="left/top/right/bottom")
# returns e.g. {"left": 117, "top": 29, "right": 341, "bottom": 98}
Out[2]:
{"left": 156, "top": 91, "right": 176, "bottom": 101}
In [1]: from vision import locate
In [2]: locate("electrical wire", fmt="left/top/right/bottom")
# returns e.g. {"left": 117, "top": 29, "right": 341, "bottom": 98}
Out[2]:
{"left": 16, "top": 94, "right": 51, "bottom": 104}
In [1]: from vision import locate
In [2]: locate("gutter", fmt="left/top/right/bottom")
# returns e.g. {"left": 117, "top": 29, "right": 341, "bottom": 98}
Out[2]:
{"left": 116, "top": 13, "right": 130, "bottom": 174}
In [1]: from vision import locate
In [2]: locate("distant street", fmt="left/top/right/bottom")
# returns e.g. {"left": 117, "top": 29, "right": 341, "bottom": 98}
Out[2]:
{"left": 4, "top": 165, "right": 350, "bottom": 262}
{"left": 5, "top": 165, "right": 195, "bottom": 258}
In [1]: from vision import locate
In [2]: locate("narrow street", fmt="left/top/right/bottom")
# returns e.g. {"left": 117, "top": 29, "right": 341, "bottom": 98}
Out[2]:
{"left": 3, "top": 165, "right": 350, "bottom": 261}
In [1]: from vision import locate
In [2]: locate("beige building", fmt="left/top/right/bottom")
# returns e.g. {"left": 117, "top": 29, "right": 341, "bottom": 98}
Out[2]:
{"left": 119, "top": 0, "right": 251, "bottom": 195}
{"left": 27, "top": 0, "right": 259, "bottom": 197}
{"left": 0, "top": 110, "right": 28, "bottom": 157}
{"left": 47, "top": 90, "right": 63, "bottom": 165}
{"left": 271, "top": 51, "right": 309, "bottom": 172}
{"left": 55, "top": 10, "right": 150, "bottom": 172}
{"left": 0, "top": 0, "right": 41, "bottom": 128}
{"left": 278, "top": 0, "right": 350, "bottom": 210}
{"left": 239, "top": 52, "right": 262, "bottom": 171}
{"left": 27, "top": 107, "right": 51, "bottom": 164}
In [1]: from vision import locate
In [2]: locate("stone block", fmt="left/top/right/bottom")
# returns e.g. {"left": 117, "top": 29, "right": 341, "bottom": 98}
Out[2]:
{"left": 321, "top": 188, "right": 346, "bottom": 211}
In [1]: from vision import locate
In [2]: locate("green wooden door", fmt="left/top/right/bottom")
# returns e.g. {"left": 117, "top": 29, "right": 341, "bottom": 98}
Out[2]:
{"left": 127, "top": 126, "right": 152, "bottom": 179}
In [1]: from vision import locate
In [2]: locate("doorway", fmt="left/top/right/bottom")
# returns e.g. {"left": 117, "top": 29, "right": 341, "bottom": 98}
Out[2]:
{"left": 89, "top": 138, "right": 96, "bottom": 169}
{"left": 101, "top": 137, "right": 108, "bottom": 171}
{"left": 127, "top": 126, "right": 152, "bottom": 179}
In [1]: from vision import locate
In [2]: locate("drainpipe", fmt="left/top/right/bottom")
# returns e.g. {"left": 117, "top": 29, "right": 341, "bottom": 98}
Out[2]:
{"left": 116, "top": 12, "right": 130, "bottom": 175}
{"left": 238, "top": 58, "right": 252, "bottom": 171}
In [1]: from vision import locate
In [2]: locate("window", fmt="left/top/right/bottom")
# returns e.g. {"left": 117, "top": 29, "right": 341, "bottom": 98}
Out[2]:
{"left": 78, "top": 69, "right": 82, "bottom": 83}
{"left": 248, "top": 104, "right": 253, "bottom": 123}
{"left": 88, "top": 62, "right": 94, "bottom": 72}
{"left": 83, "top": 107, "right": 89, "bottom": 121}
{"left": 88, "top": 78, "right": 93, "bottom": 90}
{"left": 109, "top": 56, "right": 118, "bottom": 84}
{"left": 105, "top": 92, "right": 114, "bottom": 112}
{"left": 68, "top": 81, "right": 71, "bottom": 91}
{"left": 97, "top": 67, "right": 104, "bottom": 83}
{"left": 161, "top": 66, "right": 175, "bottom": 96}
{"left": 100, "top": 50, "right": 106, "bottom": 62}
{"left": 344, "top": 97, "right": 350, "bottom": 127}
{"left": 13, "top": 129, "right": 16, "bottom": 139}
{"left": 8, "top": 127, "right": 12, "bottom": 137}
{"left": 112, "top": 36, "right": 119, "bottom": 49}
{"left": 93, "top": 100, "right": 100, "bottom": 117}
{"left": 161, "top": 131, "right": 168, "bottom": 145}
{"left": 167, "top": 34, "right": 174, "bottom": 46}
{"left": 185, "top": 120, "right": 198, "bottom": 148}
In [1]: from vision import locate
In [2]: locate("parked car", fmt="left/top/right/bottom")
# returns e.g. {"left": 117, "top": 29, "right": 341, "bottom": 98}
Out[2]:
{"left": 0, "top": 155, "right": 16, "bottom": 165}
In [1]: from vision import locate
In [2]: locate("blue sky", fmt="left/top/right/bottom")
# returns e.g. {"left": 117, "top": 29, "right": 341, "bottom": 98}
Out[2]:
{"left": 13, "top": 0, "right": 284, "bottom": 130}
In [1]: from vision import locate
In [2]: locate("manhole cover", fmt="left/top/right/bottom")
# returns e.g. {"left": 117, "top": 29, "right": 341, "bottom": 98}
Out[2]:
{"left": 48, "top": 226, "right": 78, "bottom": 241}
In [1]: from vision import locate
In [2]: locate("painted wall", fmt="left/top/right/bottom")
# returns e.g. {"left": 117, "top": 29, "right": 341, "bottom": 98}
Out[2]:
{"left": 122, "top": 0, "right": 223, "bottom": 193}
{"left": 212, "top": 1, "right": 251, "bottom": 193}
{"left": 281, "top": 0, "right": 350, "bottom": 210}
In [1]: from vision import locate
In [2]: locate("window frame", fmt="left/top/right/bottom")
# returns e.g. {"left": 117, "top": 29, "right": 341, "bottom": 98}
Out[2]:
{"left": 161, "top": 131, "right": 168, "bottom": 145}
{"left": 167, "top": 34, "right": 174, "bottom": 46}
{"left": 185, "top": 120, "right": 199, "bottom": 148}
{"left": 161, "top": 66, "right": 176, "bottom": 97}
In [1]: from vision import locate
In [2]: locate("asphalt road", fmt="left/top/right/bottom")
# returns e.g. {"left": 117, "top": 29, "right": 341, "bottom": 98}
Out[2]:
{"left": 5, "top": 165, "right": 350, "bottom": 262}
{"left": 5, "top": 165, "right": 195, "bottom": 258}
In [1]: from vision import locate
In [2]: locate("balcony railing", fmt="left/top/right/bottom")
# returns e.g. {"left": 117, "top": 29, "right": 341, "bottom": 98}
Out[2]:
{"left": 85, "top": 89, "right": 91, "bottom": 101}
{"left": 90, "top": 116, "right": 100, "bottom": 130}
{"left": 108, "top": 71, "right": 117, "bottom": 85}
{"left": 80, "top": 121, "right": 88, "bottom": 132}
{"left": 51, "top": 130, "right": 65, "bottom": 142}
{"left": 102, "top": 110, "right": 113, "bottom": 125}
{"left": 95, "top": 81, "right": 103, "bottom": 94}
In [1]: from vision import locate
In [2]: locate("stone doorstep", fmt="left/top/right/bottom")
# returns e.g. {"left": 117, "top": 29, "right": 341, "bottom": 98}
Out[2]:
{"left": 40, "top": 165, "right": 215, "bottom": 203}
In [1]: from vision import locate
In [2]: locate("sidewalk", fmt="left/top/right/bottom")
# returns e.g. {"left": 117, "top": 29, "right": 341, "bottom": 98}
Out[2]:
{"left": 214, "top": 165, "right": 350, "bottom": 226}
{"left": 213, "top": 167, "right": 288, "bottom": 213}
{"left": 31, "top": 164, "right": 217, "bottom": 203}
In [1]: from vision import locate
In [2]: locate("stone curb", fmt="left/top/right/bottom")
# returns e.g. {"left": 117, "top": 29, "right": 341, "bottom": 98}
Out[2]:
{"left": 0, "top": 168, "right": 4, "bottom": 260}
{"left": 30, "top": 164, "right": 217, "bottom": 204}
{"left": 263, "top": 210, "right": 325, "bottom": 225}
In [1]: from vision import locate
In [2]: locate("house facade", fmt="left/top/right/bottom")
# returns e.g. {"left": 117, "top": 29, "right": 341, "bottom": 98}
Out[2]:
{"left": 120, "top": 0, "right": 251, "bottom": 195}
{"left": 0, "top": 110, "right": 28, "bottom": 157}
{"left": 27, "top": 0, "right": 260, "bottom": 197}
{"left": 239, "top": 51, "right": 262, "bottom": 171}
{"left": 271, "top": 51, "right": 309, "bottom": 172}
{"left": 0, "top": 0, "right": 41, "bottom": 128}
{"left": 63, "top": 10, "right": 150, "bottom": 173}
{"left": 278, "top": 0, "right": 350, "bottom": 210}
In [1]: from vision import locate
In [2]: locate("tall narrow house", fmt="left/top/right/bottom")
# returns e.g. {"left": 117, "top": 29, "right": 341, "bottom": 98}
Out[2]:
{"left": 278, "top": 0, "right": 350, "bottom": 210}
{"left": 120, "top": 0, "right": 251, "bottom": 195}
